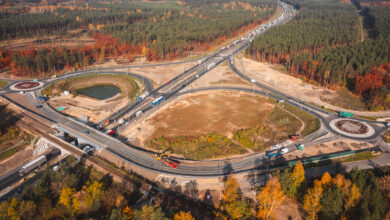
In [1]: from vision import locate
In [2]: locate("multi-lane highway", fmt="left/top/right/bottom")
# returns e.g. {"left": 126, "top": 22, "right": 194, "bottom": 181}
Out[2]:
{"left": 4, "top": 2, "right": 386, "bottom": 178}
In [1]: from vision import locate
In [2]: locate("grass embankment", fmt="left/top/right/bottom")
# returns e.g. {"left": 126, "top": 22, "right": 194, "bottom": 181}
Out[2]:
{"left": 0, "top": 81, "right": 7, "bottom": 89}
{"left": 282, "top": 102, "right": 321, "bottom": 136}
{"left": 145, "top": 92, "right": 316, "bottom": 160}
{"left": 303, "top": 151, "right": 380, "bottom": 169}
{"left": 321, "top": 87, "right": 367, "bottom": 111}
{"left": 0, "top": 128, "right": 34, "bottom": 161}
{"left": 42, "top": 74, "right": 140, "bottom": 100}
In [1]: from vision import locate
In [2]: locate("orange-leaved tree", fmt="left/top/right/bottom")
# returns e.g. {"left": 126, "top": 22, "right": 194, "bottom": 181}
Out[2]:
{"left": 257, "top": 177, "right": 285, "bottom": 220}
{"left": 174, "top": 211, "right": 195, "bottom": 220}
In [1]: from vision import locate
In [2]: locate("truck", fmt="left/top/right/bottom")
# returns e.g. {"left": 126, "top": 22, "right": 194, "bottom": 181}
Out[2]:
{"left": 207, "top": 63, "right": 215, "bottom": 70}
{"left": 137, "top": 91, "right": 149, "bottom": 102}
{"left": 198, "top": 58, "right": 206, "bottom": 65}
{"left": 266, "top": 151, "right": 281, "bottom": 159}
{"left": 297, "top": 144, "right": 305, "bottom": 151}
{"left": 152, "top": 96, "right": 165, "bottom": 106}
{"left": 19, "top": 155, "right": 47, "bottom": 176}
{"left": 136, "top": 110, "right": 143, "bottom": 117}
{"left": 338, "top": 111, "right": 354, "bottom": 118}
{"left": 38, "top": 96, "right": 46, "bottom": 102}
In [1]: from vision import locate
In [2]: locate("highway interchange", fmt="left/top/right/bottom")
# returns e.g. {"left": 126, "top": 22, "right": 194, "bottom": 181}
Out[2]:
{"left": 1, "top": 1, "right": 390, "bottom": 178}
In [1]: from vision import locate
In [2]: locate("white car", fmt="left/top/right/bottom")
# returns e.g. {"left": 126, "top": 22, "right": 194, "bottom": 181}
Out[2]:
{"left": 250, "top": 79, "right": 256, "bottom": 83}
{"left": 280, "top": 147, "right": 289, "bottom": 154}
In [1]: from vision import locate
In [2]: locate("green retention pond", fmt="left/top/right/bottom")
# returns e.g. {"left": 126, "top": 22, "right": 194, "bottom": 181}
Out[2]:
{"left": 77, "top": 85, "right": 121, "bottom": 100}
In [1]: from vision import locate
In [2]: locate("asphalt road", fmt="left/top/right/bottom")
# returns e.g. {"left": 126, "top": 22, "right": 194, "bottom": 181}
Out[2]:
{"left": 3, "top": 2, "right": 376, "bottom": 178}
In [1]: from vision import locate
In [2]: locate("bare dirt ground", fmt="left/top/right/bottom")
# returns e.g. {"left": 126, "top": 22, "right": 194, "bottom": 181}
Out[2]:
{"left": 283, "top": 139, "right": 372, "bottom": 161}
{"left": 113, "top": 61, "right": 199, "bottom": 88}
{"left": 48, "top": 94, "right": 130, "bottom": 123}
{"left": 235, "top": 57, "right": 390, "bottom": 117}
{"left": 45, "top": 75, "right": 140, "bottom": 123}
{"left": 190, "top": 62, "right": 254, "bottom": 89}
{"left": 0, "top": 146, "right": 33, "bottom": 176}
{"left": 122, "top": 90, "right": 302, "bottom": 149}
{"left": 274, "top": 197, "right": 304, "bottom": 220}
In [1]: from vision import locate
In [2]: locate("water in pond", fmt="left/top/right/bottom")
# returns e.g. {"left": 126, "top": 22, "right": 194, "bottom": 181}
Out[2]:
{"left": 77, "top": 85, "right": 121, "bottom": 100}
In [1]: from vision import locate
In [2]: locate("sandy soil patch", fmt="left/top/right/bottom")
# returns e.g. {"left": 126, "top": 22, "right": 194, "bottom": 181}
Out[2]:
{"left": 116, "top": 61, "right": 198, "bottom": 88}
{"left": 123, "top": 90, "right": 303, "bottom": 159}
{"left": 274, "top": 197, "right": 304, "bottom": 220}
{"left": 47, "top": 94, "right": 129, "bottom": 123}
{"left": 43, "top": 74, "right": 141, "bottom": 123}
{"left": 0, "top": 146, "right": 33, "bottom": 176}
{"left": 190, "top": 62, "right": 254, "bottom": 89}
{"left": 236, "top": 57, "right": 390, "bottom": 117}
{"left": 283, "top": 139, "right": 372, "bottom": 161}
{"left": 124, "top": 91, "right": 275, "bottom": 143}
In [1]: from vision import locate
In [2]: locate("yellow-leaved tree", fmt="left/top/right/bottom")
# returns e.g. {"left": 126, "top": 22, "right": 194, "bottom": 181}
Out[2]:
{"left": 223, "top": 176, "right": 240, "bottom": 203}
{"left": 257, "top": 177, "right": 285, "bottom": 220}
{"left": 220, "top": 175, "right": 250, "bottom": 219}
{"left": 58, "top": 187, "right": 80, "bottom": 215}
{"left": 303, "top": 180, "right": 323, "bottom": 220}
{"left": 84, "top": 181, "right": 104, "bottom": 212}
{"left": 174, "top": 211, "right": 195, "bottom": 220}
{"left": 289, "top": 161, "right": 305, "bottom": 197}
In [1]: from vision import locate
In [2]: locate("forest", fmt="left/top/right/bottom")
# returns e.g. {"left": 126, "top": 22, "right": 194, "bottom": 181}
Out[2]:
{"left": 247, "top": 0, "right": 390, "bottom": 110}
{"left": 0, "top": 0, "right": 277, "bottom": 77}
{"left": 0, "top": 157, "right": 389, "bottom": 219}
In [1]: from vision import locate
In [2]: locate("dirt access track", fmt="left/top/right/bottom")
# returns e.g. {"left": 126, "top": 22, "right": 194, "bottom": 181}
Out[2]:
{"left": 44, "top": 75, "right": 141, "bottom": 123}
{"left": 235, "top": 57, "right": 390, "bottom": 117}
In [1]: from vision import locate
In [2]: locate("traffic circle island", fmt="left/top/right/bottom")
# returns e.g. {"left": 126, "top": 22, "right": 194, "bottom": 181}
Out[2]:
{"left": 329, "top": 118, "right": 375, "bottom": 139}
{"left": 10, "top": 81, "right": 43, "bottom": 91}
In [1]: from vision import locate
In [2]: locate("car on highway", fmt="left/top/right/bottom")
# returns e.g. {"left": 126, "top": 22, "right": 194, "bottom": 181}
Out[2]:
{"left": 280, "top": 147, "right": 289, "bottom": 154}
{"left": 162, "top": 158, "right": 179, "bottom": 168}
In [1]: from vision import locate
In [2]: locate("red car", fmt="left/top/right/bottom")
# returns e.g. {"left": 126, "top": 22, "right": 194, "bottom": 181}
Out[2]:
{"left": 106, "top": 129, "right": 115, "bottom": 136}
{"left": 162, "top": 158, "right": 179, "bottom": 168}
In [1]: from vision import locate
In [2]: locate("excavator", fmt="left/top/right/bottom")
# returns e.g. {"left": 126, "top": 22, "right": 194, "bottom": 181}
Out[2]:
{"left": 155, "top": 149, "right": 179, "bottom": 168}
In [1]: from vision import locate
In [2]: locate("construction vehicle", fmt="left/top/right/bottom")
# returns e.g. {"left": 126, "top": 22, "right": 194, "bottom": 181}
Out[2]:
{"left": 155, "top": 149, "right": 179, "bottom": 168}
{"left": 155, "top": 149, "right": 173, "bottom": 160}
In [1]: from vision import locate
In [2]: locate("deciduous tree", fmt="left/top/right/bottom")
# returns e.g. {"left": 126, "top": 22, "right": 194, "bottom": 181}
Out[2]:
{"left": 257, "top": 177, "right": 285, "bottom": 220}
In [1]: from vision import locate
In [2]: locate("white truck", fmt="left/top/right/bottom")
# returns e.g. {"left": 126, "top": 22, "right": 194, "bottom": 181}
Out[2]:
{"left": 136, "top": 110, "right": 144, "bottom": 117}
{"left": 207, "top": 63, "right": 215, "bottom": 70}
{"left": 137, "top": 91, "right": 149, "bottom": 102}
{"left": 19, "top": 155, "right": 47, "bottom": 176}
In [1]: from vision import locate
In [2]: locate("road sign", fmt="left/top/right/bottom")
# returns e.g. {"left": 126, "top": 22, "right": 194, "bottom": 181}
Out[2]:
{"left": 57, "top": 107, "right": 65, "bottom": 111}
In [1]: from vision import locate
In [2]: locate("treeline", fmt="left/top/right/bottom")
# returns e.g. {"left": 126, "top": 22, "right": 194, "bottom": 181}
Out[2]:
{"left": 4, "top": 33, "right": 139, "bottom": 77}
{"left": 0, "top": 157, "right": 202, "bottom": 219}
{"left": 1, "top": 0, "right": 278, "bottom": 76}
{"left": 247, "top": 0, "right": 390, "bottom": 110}
{"left": 272, "top": 162, "right": 389, "bottom": 220}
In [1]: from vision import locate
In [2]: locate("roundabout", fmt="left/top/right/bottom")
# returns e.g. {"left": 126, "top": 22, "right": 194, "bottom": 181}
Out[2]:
{"left": 329, "top": 118, "right": 376, "bottom": 139}
{"left": 10, "top": 81, "right": 43, "bottom": 91}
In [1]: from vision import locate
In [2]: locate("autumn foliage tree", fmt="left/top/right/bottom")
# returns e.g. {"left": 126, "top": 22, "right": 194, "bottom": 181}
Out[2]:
{"left": 303, "top": 179, "right": 323, "bottom": 220}
{"left": 174, "top": 211, "right": 195, "bottom": 220}
{"left": 218, "top": 175, "right": 251, "bottom": 219}
{"left": 256, "top": 177, "right": 286, "bottom": 220}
